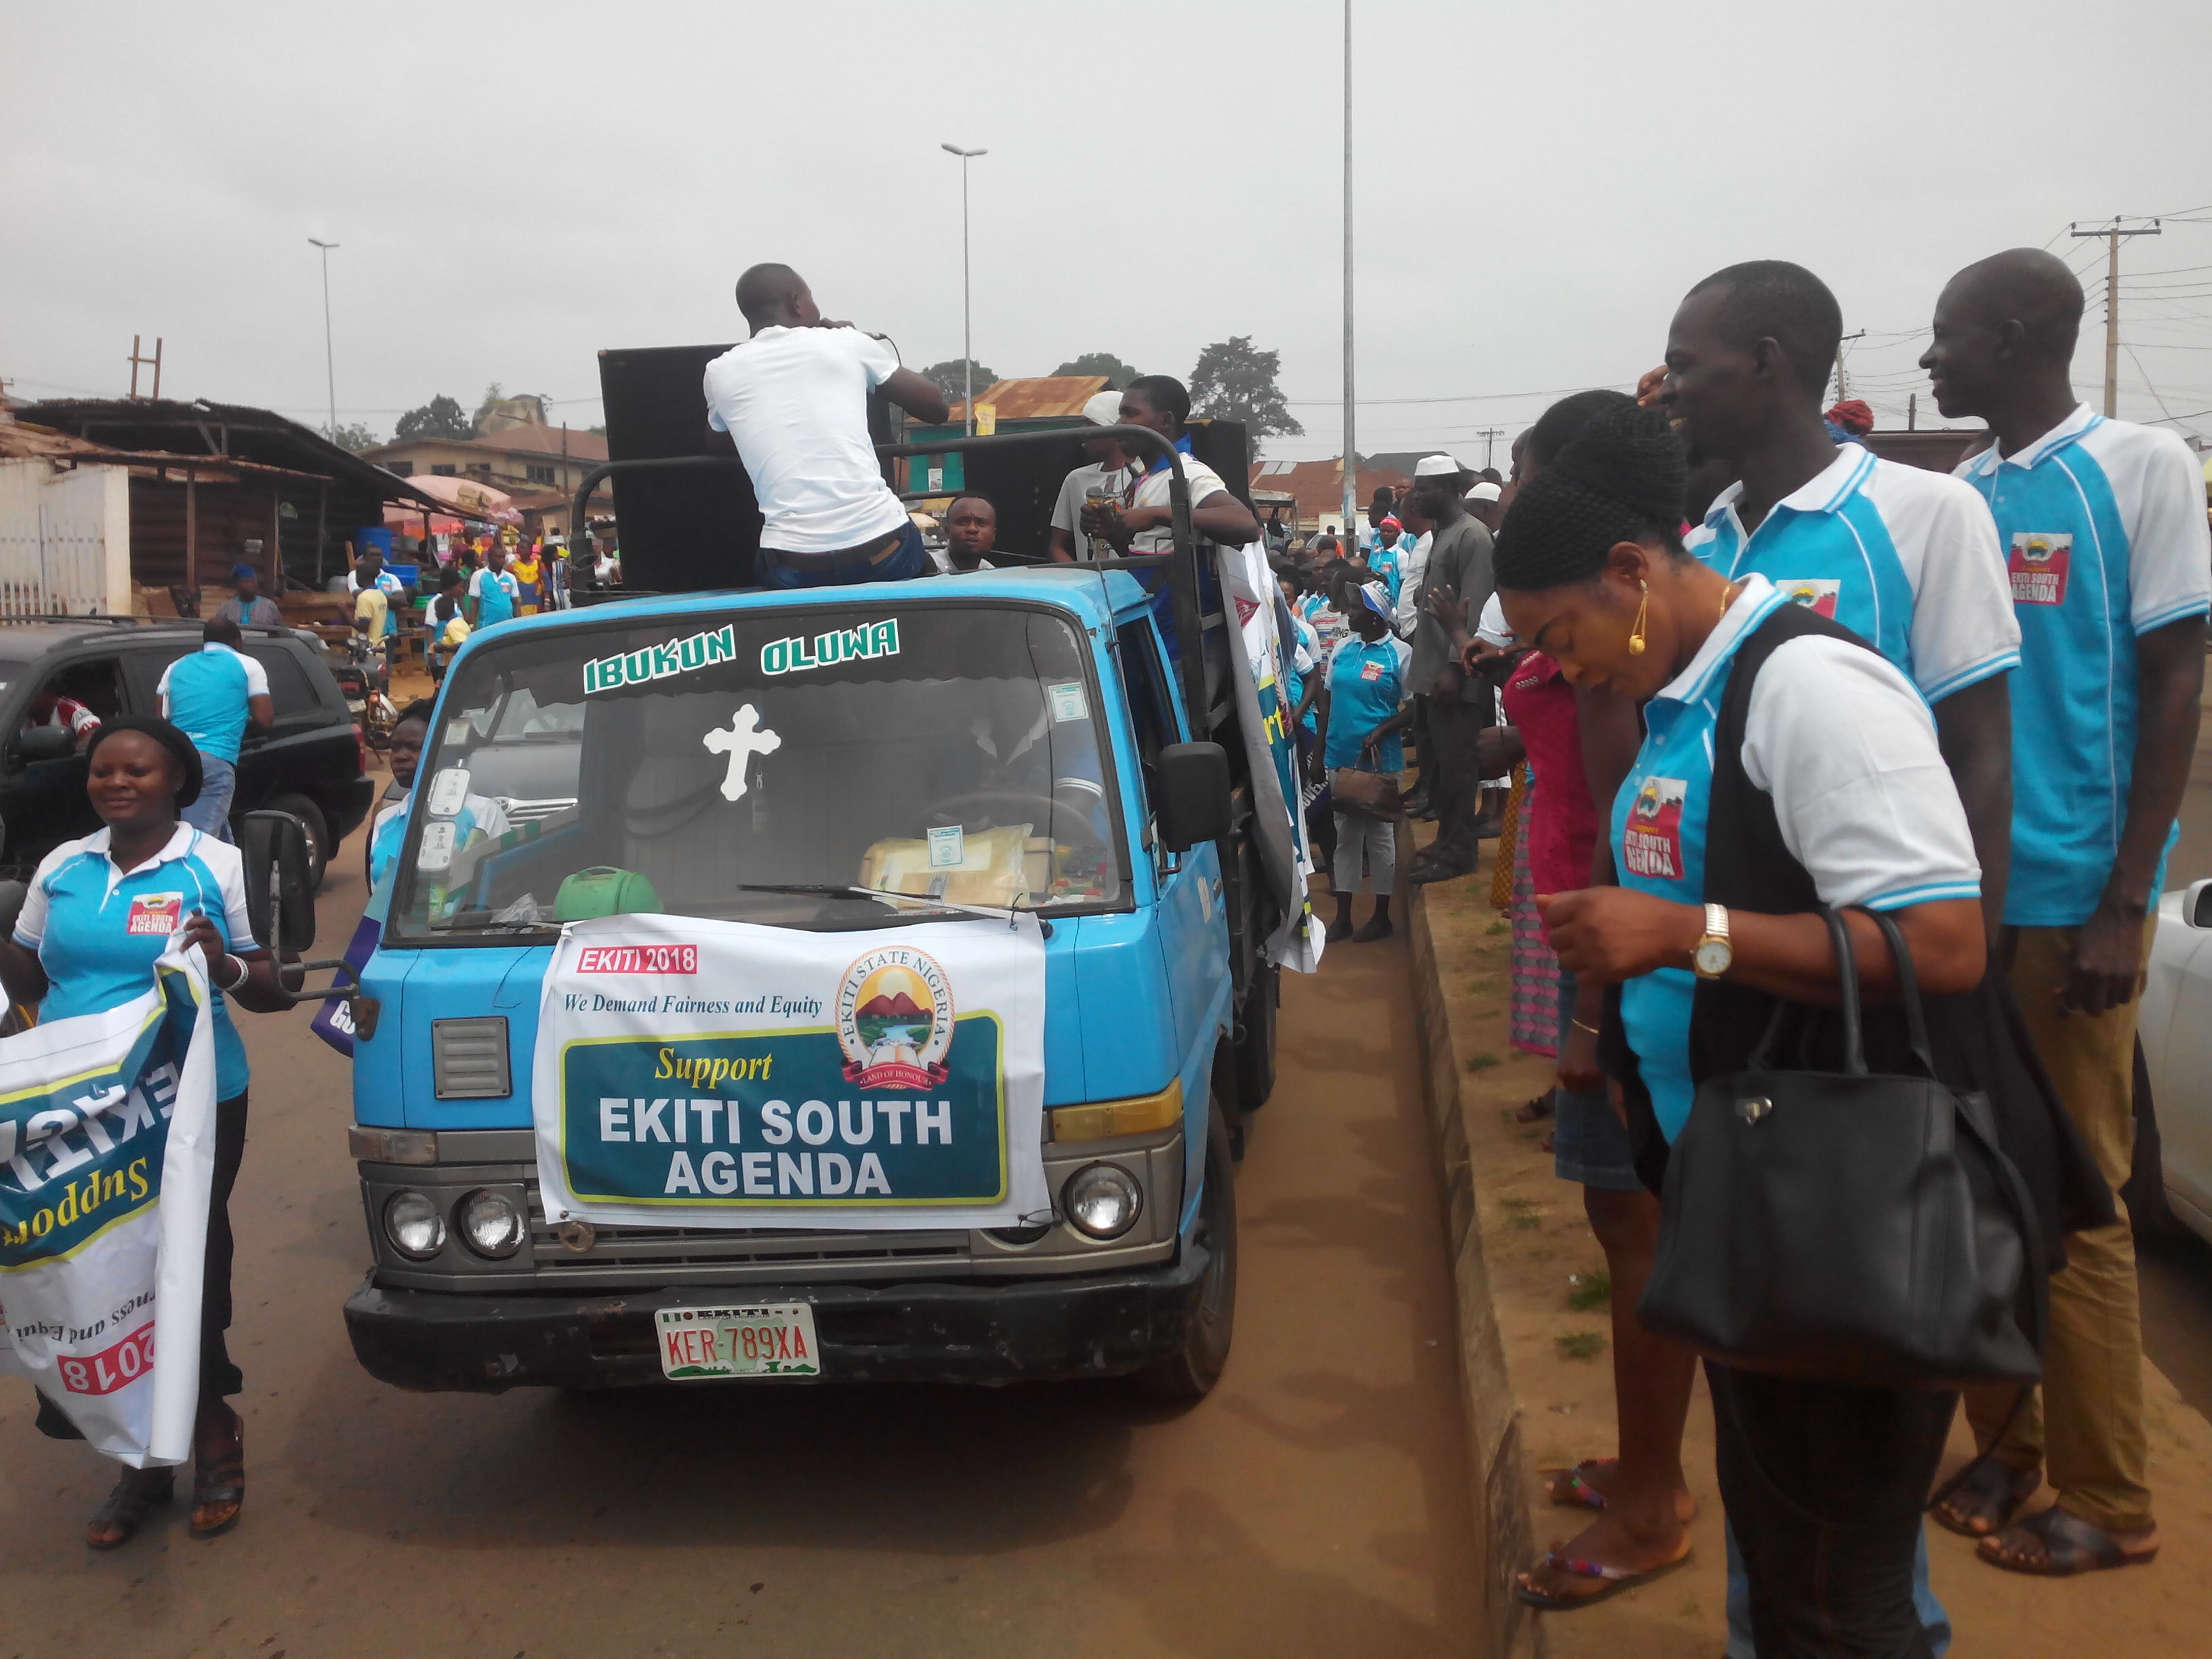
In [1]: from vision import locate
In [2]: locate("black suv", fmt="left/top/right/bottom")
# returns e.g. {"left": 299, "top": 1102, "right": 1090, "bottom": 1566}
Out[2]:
{"left": 0, "top": 617, "right": 374, "bottom": 889}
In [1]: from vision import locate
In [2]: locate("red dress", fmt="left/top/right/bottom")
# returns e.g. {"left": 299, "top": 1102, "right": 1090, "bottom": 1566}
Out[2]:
{"left": 1500, "top": 651, "right": 1599, "bottom": 930}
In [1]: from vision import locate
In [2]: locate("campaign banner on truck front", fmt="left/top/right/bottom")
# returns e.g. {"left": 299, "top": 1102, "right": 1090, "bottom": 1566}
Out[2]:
{"left": 533, "top": 912, "right": 1048, "bottom": 1231}
{"left": 0, "top": 948, "right": 217, "bottom": 1468}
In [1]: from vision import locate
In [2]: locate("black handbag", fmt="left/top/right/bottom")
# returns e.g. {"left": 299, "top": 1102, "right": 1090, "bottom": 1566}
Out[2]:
{"left": 1637, "top": 907, "right": 2046, "bottom": 1389}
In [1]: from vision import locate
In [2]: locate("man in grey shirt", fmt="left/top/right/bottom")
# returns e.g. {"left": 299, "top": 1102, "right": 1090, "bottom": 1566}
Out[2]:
{"left": 211, "top": 562, "right": 283, "bottom": 630}
{"left": 1048, "top": 390, "right": 1142, "bottom": 562}
{"left": 1405, "top": 455, "right": 1495, "bottom": 884}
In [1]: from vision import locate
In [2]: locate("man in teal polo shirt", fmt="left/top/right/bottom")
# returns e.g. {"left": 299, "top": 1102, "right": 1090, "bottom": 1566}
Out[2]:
{"left": 1921, "top": 247, "right": 2211, "bottom": 1578}
{"left": 157, "top": 618, "right": 273, "bottom": 843}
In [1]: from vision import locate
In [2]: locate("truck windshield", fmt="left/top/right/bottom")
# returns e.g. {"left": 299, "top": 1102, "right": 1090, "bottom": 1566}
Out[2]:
{"left": 385, "top": 601, "right": 1128, "bottom": 942}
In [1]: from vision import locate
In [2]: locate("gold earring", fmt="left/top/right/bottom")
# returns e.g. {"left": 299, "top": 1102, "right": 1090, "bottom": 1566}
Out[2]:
{"left": 1628, "top": 579, "right": 1650, "bottom": 656}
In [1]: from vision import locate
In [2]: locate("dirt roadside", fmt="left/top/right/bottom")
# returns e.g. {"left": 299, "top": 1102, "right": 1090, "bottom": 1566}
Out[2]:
{"left": 1405, "top": 845, "right": 2212, "bottom": 1658}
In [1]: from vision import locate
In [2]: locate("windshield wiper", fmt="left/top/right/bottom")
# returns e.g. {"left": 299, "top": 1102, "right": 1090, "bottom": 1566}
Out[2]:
{"left": 428, "top": 909, "right": 560, "bottom": 935}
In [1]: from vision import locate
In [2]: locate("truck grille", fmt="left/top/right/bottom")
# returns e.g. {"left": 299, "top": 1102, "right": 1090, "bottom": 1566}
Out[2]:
{"left": 524, "top": 1182, "right": 969, "bottom": 1274}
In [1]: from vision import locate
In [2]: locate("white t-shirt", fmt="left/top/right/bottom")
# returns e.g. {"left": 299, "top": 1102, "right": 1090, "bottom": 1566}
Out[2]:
{"left": 1051, "top": 459, "right": 1143, "bottom": 560}
{"left": 1395, "top": 531, "right": 1433, "bottom": 636}
{"left": 703, "top": 326, "right": 906, "bottom": 555}
{"left": 1128, "top": 453, "right": 1231, "bottom": 553}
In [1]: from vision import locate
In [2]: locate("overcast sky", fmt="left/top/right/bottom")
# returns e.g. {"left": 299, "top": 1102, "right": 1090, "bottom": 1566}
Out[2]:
{"left": 5, "top": 1, "right": 2208, "bottom": 466}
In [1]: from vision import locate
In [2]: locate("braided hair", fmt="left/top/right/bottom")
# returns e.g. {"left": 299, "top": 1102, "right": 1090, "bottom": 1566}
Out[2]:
{"left": 1524, "top": 388, "right": 1637, "bottom": 472}
{"left": 1494, "top": 403, "right": 1688, "bottom": 593}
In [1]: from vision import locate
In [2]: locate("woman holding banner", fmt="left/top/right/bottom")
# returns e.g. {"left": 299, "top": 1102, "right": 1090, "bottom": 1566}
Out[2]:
{"left": 0, "top": 716, "right": 289, "bottom": 1548}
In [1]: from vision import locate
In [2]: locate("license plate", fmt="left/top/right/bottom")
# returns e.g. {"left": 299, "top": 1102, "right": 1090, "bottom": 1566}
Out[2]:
{"left": 654, "top": 1303, "right": 821, "bottom": 1381}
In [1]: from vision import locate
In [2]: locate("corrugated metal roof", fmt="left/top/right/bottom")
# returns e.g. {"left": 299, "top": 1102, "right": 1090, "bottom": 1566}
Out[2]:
{"left": 1242, "top": 457, "right": 1412, "bottom": 527}
{"left": 948, "top": 375, "right": 1108, "bottom": 423}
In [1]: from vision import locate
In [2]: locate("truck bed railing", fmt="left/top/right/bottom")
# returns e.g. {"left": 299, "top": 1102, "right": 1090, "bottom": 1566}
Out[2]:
{"left": 567, "top": 425, "right": 1210, "bottom": 740}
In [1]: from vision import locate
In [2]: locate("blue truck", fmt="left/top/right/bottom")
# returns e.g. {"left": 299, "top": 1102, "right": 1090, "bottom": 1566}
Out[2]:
{"left": 329, "top": 382, "right": 1306, "bottom": 1400}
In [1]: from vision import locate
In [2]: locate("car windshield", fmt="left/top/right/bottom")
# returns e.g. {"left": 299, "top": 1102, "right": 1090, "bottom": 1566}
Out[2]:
{"left": 386, "top": 601, "right": 1128, "bottom": 941}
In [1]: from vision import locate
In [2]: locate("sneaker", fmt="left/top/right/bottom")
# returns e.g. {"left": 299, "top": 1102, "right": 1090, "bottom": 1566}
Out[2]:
{"left": 1353, "top": 913, "right": 1395, "bottom": 943}
{"left": 1326, "top": 915, "right": 1354, "bottom": 942}
{"left": 1408, "top": 855, "right": 1477, "bottom": 885}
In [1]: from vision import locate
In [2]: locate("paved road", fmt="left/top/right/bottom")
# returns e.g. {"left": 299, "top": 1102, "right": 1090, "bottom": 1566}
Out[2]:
{"left": 2137, "top": 712, "right": 2212, "bottom": 1423}
{"left": 0, "top": 821, "right": 1478, "bottom": 1658}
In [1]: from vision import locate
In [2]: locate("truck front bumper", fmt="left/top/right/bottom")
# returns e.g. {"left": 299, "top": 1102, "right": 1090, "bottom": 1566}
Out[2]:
{"left": 343, "top": 1246, "right": 1210, "bottom": 1393}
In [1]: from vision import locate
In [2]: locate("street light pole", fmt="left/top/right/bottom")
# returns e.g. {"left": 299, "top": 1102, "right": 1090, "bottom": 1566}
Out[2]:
{"left": 1340, "top": 0, "right": 1356, "bottom": 538}
{"left": 940, "top": 144, "right": 987, "bottom": 435}
{"left": 308, "top": 237, "right": 340, "bottom": 441}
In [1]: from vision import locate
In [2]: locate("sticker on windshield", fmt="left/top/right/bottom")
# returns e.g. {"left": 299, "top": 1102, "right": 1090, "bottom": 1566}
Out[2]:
{"left": 1046, "top": 681, "right": 1088, "bottom": 722}
{"left": 426, "top": 766, "right": 472, "bottom": 818}
{"left": 928, "top": 825, "right": 965, "bottom": 869}
{"left": 703, "top": 705, "right": 782, "bottom": 803}
{"left": 760, "top": 618, "right": 900, "bottom": 676}
{"left": 583, "top": 623, "right": 737, "bottom": 695}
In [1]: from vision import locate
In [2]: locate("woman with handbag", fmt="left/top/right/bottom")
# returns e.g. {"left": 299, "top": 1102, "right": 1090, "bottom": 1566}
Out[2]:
{"left": 1314, "top": 581, "right": 1410, "bottom": 943}
{"left": 1494, "top": 405, "right": 2013, "bottom": 1654}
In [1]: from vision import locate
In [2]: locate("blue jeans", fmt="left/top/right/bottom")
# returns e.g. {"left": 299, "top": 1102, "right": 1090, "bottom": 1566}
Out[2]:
{"left": 758, "top": 520, "right": 930, "bottom": 587}
{"left": 184, "top": 755, "right": 237, "bottom": 844}
{"left": 1724, "top": 1519, "right": 1948, "bottom": 1658}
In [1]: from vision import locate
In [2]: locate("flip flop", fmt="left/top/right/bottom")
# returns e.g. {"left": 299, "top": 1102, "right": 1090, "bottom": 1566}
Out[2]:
{"left": 1979, "top": 1506, "right": 2158, "bottom": 1577}
{"left": 1515, "top": 1543, "right": 1692, "bottom": 1610}
{"left": 86, "top": 1466, "right": 173, "bottom": 1551}
{"left": 1544, "top": 1459, "right": 1615, "bottom": 1511}
{"left": 1515, "top": 1096, "right": 1557, "bottom": 1125}
{"left": 190, "top": 1410, "right": 245, "bottom": 1541}
{"left": 1928, "top": 1454, "right": 2039, "bottom": 1538}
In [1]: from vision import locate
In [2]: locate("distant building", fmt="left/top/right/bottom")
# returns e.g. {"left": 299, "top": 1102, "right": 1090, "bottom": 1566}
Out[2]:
{"left": 1248, "top": 457, "right": 1414, "bottom": 537}
{"left": 365, "top": 423, "right": 612, "bottom": 536}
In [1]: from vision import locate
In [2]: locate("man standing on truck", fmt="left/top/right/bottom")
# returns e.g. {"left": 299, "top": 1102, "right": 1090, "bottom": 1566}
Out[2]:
{"left": 704, "top": 262, "right": 953, "bottom": 587}
{"left": 157, "top": 617, "right": 274, "bottom": 842}
{"left": 1048, "top": 390, "right": 1142, "bottom": 562}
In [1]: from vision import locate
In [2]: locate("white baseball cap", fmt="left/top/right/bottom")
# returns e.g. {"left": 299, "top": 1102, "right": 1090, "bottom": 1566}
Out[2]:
{"left": 1465, "top": 480, "right": 1502, "bottom": 502}
{"left": 1413, "top": 453, "right": 1462, "bottom": 477}
{"left": 1081, "top": 390, "right": 1124, "bottom": 426}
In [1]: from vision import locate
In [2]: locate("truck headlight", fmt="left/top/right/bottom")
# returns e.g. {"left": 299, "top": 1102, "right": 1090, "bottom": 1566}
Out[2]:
{"left": 385, "top": 1191, "right": 446, "bottom": 1260}
{"left": 1063, "top": 1163, "right": 1142, "bottom": 1240}
{"left": 457, "top": 1189, "right": 525, "bottom": 1259}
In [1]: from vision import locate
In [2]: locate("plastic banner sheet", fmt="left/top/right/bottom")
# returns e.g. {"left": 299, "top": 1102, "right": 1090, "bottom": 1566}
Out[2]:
{"left": 0, "top": 947, "right": 216, "bottom": 1467}
{"left": 534, "top": 912, "right": 1047, "bottom": 1230}
{"left": 1214, "top": 537, "right": 1326, "bottom": 971}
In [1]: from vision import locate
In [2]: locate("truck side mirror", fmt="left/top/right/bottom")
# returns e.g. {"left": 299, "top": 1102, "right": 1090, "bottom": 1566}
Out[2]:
{"left": 1155, "top": 741, "right": 1231, "bottom": 853}
{"left": 17, "top": 727, "right": 75, "bottom": 764}
{"left": 239, "top": 809, "right": 318, "bottom": 958}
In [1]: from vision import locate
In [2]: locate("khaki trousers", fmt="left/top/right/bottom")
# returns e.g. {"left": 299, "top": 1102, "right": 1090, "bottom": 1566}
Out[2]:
{"left": 1963, "top": 922, "right": 2154, "bottom": 1534}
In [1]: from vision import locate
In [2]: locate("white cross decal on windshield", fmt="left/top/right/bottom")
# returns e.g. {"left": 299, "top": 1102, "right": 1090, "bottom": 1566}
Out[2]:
{"left": 702, "top": 705, "right": 783, "bottom": 802}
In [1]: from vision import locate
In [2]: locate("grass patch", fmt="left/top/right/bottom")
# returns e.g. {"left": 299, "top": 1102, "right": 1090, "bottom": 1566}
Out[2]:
{"left": 1465, "top": 1051, "right": 1501, "bottom": 1071}
{"left": 1566, "top": 1271, "right": 1612, "bottom": 1311}
{"left": 1555, "top": 1330, "right": 1606, "bottom": 1361}
{"left": 1501, "top": 1195, "right": 1543, "bottom": 1231}
{"left": 1486, "top": 920, "right": 1510, "bottom": 937}
{"left": 1466, "top": 976, "right": 1501, "bottom": 996}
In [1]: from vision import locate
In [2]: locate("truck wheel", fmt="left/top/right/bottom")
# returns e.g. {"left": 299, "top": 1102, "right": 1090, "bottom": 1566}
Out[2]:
{"left": 1233, "top": 960, "right": 1279, "bottom": 1111}
{"left": 1135, "top": 1105, "right": 1237, "bottom": 1400}
{"left": 2126, "top": 1036, "right": 2179, "bottom": 1240}
{"left": 264, "top": 793, "right": 330, "bottom": 894}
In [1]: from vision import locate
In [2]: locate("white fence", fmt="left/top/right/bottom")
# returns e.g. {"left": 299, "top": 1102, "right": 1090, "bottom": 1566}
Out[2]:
{"left": 0, "top": 459, "right": 131, "bottom": 616}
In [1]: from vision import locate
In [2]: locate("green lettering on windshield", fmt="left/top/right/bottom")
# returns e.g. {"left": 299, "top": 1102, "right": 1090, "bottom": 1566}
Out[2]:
{"left": 760, "top": 617, "right": 901, "bottom": 676}
{"left": 584, "top": 623, "right": 737, "bottom": 695}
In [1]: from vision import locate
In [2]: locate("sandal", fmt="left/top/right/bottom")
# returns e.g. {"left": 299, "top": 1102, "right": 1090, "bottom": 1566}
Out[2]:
{"left": 1978, "top": 1506, "right": 2158, "bottom": 1576}
{"left": 86, "top": 1465, "right": 173, "bottom": 1551}
{"left": 1515, "top": 1541, "right": 1691, "bottom": 1610}
{"left": 1545, "top": 1458, "right": 1616, "bottom": 1511}
{"left": 190, "top": 1408, "right": 245, "bottom": 1540}
{"left": 1515, "top": 1096, "right": 1557, "bottom": 1125}
{"left": 1929, "top": 1455, "right": 2040, "bottom": 1538}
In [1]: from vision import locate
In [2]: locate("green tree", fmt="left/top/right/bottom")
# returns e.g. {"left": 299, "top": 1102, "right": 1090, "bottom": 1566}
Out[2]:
{"left": 921, "top": 359, "right": 997, "bottom": 407}
{"left": 471, "top": 382, "right": 505, "bottom": 432}
{"left": 394, "top": 394, "right": 473, "bottom": 442}
{"left": 1189, "top": 337, "right": 1303, "bottom": 453}
{"left": 1050, "top": 351, "right": 1139, "bottom": 389}
{"left": 329, "top": 420, "right": 381, "bottom": 453}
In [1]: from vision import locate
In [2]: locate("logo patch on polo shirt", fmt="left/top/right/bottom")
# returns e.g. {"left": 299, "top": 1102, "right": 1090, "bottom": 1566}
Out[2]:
{"left": 124, "top": 893, "right": 184, "bottom": 937}
{"left": 2008, "top": 533, "right": 2071, "bottom": 605}
{"left": 1359, "top": 660, "right": 1385, "bottom": 682}
{"left": 1780, "top": 579, "right": 1841, "bottom": 618}
{"left": 1622, "top": 778, "right": 1689, "bottom": 880}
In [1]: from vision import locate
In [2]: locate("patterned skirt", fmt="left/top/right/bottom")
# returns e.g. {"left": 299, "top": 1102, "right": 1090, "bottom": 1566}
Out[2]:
{"left": 1508, "top": 774, "right": 1560, "bottom": 1057}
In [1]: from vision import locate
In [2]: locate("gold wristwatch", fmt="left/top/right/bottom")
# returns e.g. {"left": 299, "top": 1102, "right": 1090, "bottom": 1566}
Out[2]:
{"left": 1692, "top": 903, "right": 1734, "bottom": 979}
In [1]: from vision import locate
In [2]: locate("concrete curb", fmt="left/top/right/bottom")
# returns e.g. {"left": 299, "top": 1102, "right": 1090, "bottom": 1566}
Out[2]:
{"left": 1406, "top": 870, "right": 1544, "bottom": 1659}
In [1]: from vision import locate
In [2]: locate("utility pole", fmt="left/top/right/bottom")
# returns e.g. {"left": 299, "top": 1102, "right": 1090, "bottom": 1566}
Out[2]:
{"left": 1831, "top": 329, "right": 1866, "bottom": 402}
{"left": 308, "top": 238, "right": 340, "bottom": 441}
{"left": 2072, "top": 217, "right": 2162, "bottom": 416}
{"left": 1339, "top": 0, "right": 1357, "bottom": 537}
{"left": 1907, "top": 392, "right": 1917, "bottom": 432}
{"left": 127, "top": 335, "right": 163, "bottom": 400}
{"left": 1474, "top": 426, "right": 1504, "bottom": 472}
{"left": 940, "top": 144, "right": 987, "bottom": 435}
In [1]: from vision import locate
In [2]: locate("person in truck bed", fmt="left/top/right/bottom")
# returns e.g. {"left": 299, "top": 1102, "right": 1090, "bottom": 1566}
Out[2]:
{"left": 704, "top": 262, "right": 953, "bottom": 588}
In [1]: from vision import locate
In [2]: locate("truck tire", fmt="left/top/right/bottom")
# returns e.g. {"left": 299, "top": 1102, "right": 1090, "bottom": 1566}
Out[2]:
{"left": 2126, "top": 1036, "right": 2179, "bottom": 1240}
{"left": 1135, "top": 1104, "right": 1237, "bottom": 1400}
{"left": 263, "top": 793, "right": 330, "bottom": 895}
{"left": 1233, "top": 960, "right": 1279, "bottom": 1111}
